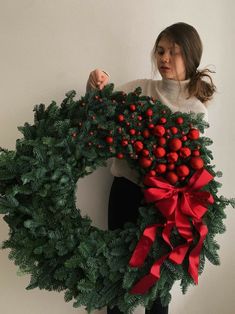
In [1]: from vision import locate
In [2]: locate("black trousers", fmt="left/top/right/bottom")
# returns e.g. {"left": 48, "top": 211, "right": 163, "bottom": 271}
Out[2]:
{"left": 107, "top": 177, "right": 169, "bottom": 314}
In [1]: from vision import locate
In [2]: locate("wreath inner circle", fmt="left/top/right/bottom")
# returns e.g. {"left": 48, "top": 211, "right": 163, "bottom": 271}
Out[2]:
{"left": 0, "top": 84, "right": 233, "bottom": 313}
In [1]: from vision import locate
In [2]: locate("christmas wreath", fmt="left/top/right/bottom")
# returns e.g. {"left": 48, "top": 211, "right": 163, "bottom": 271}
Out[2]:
{"left": 0, "top": 84, "right": 234, "bottom": 313}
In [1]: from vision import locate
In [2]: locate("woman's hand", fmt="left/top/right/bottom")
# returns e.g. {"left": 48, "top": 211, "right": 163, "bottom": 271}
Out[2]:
{"left": 87, "top": 69, "right": 110, "bottom": 91}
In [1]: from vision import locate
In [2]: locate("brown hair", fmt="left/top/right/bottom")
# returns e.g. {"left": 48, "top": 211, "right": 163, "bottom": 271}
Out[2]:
{"left": 151, "top": 22, "right": 216, "bottom": 105}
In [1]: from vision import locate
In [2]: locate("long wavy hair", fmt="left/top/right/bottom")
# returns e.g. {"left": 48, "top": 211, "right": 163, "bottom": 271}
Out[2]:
{"left": 151, "top": 22, "right": 216, "bottom": 105}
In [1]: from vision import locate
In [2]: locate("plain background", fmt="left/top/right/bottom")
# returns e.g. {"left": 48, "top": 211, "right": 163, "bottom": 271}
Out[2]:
{"left": 0, "top": 1, "right": 234, "bottom": 313}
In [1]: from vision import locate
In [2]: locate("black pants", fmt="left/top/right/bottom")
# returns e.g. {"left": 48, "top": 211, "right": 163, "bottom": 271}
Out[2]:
{"left": 107, "top": 177, "right": 169, "bottom": 314}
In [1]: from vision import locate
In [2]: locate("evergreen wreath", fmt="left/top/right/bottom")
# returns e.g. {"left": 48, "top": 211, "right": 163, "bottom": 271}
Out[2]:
{"left": 0, "top": 84, "right": 234, "bottom": 313}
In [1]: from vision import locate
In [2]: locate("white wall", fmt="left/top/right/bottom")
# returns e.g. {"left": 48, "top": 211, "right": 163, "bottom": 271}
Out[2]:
{"left": 0, "top": 1, "right": 234, "bottom": 313}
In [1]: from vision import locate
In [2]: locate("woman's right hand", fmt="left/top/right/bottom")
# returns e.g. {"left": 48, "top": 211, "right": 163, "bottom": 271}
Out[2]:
{"left": 87, "top": 69, "right": 110, "bottom": 91}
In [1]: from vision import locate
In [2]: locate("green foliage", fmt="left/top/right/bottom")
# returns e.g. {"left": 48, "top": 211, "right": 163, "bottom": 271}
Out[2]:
{"left": 0, "top": 84, "right": 233, "bottom": 313}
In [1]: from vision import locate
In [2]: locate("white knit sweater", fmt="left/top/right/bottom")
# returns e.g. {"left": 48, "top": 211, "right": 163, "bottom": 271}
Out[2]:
{"left": 110, "top": 78, "right": 209, "bottom": 184}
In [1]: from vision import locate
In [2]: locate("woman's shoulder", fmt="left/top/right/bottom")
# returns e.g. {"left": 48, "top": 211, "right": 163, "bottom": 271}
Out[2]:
{"left": 187, "top": 97, "right": 209, "bottom": 123}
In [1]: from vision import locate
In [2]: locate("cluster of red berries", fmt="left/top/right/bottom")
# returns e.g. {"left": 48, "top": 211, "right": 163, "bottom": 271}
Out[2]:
{"left": 104, "top": 104, "right": 204, "bottom": 185}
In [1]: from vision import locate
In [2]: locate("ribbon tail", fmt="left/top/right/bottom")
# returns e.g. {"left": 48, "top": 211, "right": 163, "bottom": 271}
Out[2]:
{"left": 129, "top": 225, "right": 158, "bottom": 267}
{"left": 188, "top": 222, "right": 208, "bottom": 284}
{"left": 130, "top": 254, "right": 169, "bottom": 294}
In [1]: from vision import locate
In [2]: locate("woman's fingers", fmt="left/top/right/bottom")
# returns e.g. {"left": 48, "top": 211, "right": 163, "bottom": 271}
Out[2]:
{"left": 99, "top": 75, "right": 109, "bottom": 90}
{"left": 88, "top": 69, "right": 109, "bottom": 90}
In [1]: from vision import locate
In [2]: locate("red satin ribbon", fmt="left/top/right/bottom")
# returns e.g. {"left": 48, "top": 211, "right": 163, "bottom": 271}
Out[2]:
{"left": 129, "top": 168, "right": 214, "bottom": 294}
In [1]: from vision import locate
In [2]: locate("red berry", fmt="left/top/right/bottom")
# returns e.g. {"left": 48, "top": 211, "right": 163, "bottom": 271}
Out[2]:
{"left": 116, "top": 153, "right": 124, "bottom": 159}
{"left": 159, "top": 117, "right": 167, "bottom": 124}
{"left": 121, "top": 139, "right": 128, "bottom": 146}
{"left": 138, "top": 115, "right": 143, "bottom": 121}
{"left": 181, "top": 135, "right": 188, "bottom": 142}
{"left": 118, "top": 114, "right": 124, "bottom": 122}
{"left": 143, "top": 129, "right": 150, "bottom": 138}
{"left": 134, "top": 141, "right": 144, "bottom": 152}
{"left": 148, "top": 170, "right": 156, "bottom": 176}
{"left": 148, "top": 123, "right": 155, "bottom": 129}
{"left": 129, "top": 129, "right": 136, "bottom": 135}
{"left": 72, "top": 132, "right": 77, "bottom": 138}
{"left": 176, "top": 117, "right": 184, "bottom": 124}
{"left": 106, "top": 136, "right": 114, "bottom": 144}
{"left": 170, "top": 127, "right": 178, "bottom": 134}
{"left": 167, "top": 163, "right": 175, "bottom": 170}
{"left": 192, "top": 149, "right": 200, "bottom": 156}
{"left": 130, "top": 104, "right": 136, "bottom": 111}
{"left": 142, "top": 149, "right": 150, "bottom": 157}
{"left": 146, "top": 108, "right": 153, "bottom": 117}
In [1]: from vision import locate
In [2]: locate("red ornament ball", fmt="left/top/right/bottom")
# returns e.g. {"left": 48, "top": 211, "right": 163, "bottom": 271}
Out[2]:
{"left": 167, "top": 152, "right": 179, "bottom": 163}
{"left": 153, "top": 125, "right": 166, "bottom": 137}
{"left": 166, "top": 171, "right": 178, "bottom": 185}
{"left": 190, "top": 156, "right": 204, "bottom": 169}
{"left": 179, "top": 147, "right": 191, "bottom": 158}
{"left": 176, "top": 165, "right": 190, "bottom": 177}
{"left": 158, "top": 137, "right": 166, "bottom": 146}
{"left": 188, "top": 128, "right": 200, "bottom": 140}
{"left": 155, "top": 163, "right": 167, "bottom": 174}
{"left": 153, "top": 147, "right": 166, "bottom": 158}
{"left": 134, "top": 141, "right": 144, "bottom": 152}
{"left": 169, "top": 138, "right": 182, "bottom": 151}
{"left": 139, "top": 157, "right": 152, "bottom": 168}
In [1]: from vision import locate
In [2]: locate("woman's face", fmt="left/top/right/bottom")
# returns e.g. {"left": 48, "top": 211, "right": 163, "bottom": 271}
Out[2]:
{"left": 155, "top": 37, "right": 186, "bottom": 81}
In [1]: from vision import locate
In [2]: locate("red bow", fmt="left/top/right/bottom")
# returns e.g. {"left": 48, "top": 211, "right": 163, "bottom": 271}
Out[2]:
{"left": 129, "top": 168, "right": 214, "bottom": 294}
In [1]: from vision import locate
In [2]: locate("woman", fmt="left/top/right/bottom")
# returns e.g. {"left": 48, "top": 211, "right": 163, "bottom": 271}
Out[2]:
{"left": 86, "top": 22, "right": 216, "bottom": 314}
